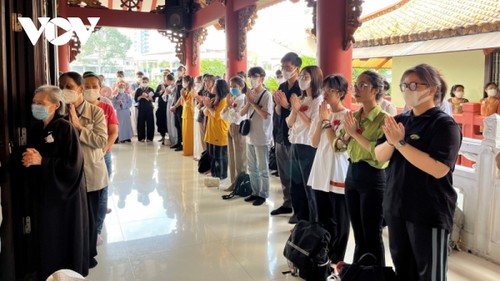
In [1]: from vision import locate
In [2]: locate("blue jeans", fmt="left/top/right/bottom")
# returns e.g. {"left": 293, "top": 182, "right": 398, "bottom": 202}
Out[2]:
{"left": 97, "top": 151, "right": 112, "bottom": 234}
{"left": 247, "top": 144, "right": 270, "bottom": 198}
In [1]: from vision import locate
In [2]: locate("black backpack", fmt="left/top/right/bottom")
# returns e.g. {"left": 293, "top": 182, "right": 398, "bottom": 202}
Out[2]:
{"left": 283, "top": 220, "right": 331, "bottom": 281}
{"left": 221, "top": 172, "right": 252, "bottom": 200}
{"left": 198, "top": 150, "right": 211, "bottom": 174}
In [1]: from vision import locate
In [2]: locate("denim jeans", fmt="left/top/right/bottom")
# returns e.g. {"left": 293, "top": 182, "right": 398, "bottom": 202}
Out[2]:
{"left": 247, "top": 144, "right": 270, "bottom": 198}
{"left": 97, "top": 151, "right": 112, "bottom": 234}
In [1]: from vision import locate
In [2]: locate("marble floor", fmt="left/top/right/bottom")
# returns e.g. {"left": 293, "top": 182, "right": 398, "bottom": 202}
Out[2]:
{"left": 87, "top": 138, "right": 500, "bottom": 281}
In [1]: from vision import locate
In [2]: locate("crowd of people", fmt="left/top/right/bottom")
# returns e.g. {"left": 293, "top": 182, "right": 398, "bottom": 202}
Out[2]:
{"left": 25, "top": 50, "right": 500, "bottom": 280}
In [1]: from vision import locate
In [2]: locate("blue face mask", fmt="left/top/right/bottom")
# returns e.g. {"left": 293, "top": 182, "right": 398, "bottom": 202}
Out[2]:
{"left": 32, "top": 104, "right": 50, "bottom": 120}
{"left": 230, "top": 88, "right": 240, "bottom": 96}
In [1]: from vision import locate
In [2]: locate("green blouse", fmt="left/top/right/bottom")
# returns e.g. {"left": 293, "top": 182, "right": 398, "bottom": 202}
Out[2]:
{"left": 335, "top": 105, "right": 389, "bottom": 169}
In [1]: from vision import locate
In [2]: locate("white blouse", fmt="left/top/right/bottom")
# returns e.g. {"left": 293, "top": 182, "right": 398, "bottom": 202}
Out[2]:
{"left": 287, "top": 95, "right": 323, "bottom": 146}
{"left": 221, "top": 94, "right": 246, "bottom": 125}
{"left": 308, "top": 108, "right": 350, "bottom": 194}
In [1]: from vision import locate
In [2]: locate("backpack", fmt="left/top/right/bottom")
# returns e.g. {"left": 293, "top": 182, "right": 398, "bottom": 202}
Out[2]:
{"left": 221, "top": 172, "right": 252, "bottom": 200}
{"left": 283, "top": 220, "right": 331, "bottom": 281}
{"left": 198, "top": 150, "right": 211, "bottom": 174}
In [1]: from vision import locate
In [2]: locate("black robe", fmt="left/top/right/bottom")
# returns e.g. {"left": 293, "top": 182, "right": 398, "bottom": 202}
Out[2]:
{"left": 154, "top": 84, "right": 168, "bottom": 136}
{"left": 27, "top": 116, "right": 89, "bottom": 279}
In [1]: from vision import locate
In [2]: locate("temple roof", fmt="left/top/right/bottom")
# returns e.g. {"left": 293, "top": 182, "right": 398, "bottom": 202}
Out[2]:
{"left": 354, "top": 0, "right": 500, "bottom": 48}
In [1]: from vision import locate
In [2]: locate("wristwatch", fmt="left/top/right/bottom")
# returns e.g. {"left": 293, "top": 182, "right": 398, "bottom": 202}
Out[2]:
{"left": 394, "top": 139, "right": 406, "bottom": 150}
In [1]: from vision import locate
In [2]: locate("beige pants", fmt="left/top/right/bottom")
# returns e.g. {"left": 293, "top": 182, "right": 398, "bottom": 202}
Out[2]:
{"left": 228, "top": 123, "right": 247, "bottom": 184}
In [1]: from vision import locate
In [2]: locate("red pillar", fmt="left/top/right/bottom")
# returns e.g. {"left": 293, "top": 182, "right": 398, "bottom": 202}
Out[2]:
{"left": 58, "top": 44, "right": 70, "bottom": 73}
{"left": 57, "top": 0, "right": 70, "bottom": 72}
{"left": 225, "top": 0, "right": 247, "bottom": 78}
{"left": 317, "top": 0, "right": 352, "bottom": 107}
{"left": 185, "top": 33, "right": 200, "bottom": 77}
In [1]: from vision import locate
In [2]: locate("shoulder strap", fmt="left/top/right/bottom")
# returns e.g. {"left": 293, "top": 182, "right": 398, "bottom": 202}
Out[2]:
{"left": 249, "top": 90, "right": 267, "bottom": 119}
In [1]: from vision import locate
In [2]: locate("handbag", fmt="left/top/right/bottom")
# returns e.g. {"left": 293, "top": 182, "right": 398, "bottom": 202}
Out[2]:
{"left": 239, "top": 90, "right": 266, "bottom": 136}
{"left": 339, "top": 253, "right": 396, "bottom": 281}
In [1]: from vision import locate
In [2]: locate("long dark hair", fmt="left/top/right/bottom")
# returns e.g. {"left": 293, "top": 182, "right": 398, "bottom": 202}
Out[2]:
{"left": 213, "top": 79, "right": 229, "bottom": 102}
{"left": 183, "top": 75, "right": 194, "bottom": 93}
{"left": 300, "top": 65, "right": 323, "bottom": 99}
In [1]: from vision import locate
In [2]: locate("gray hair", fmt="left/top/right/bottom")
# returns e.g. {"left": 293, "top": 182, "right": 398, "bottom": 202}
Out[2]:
{"left": 34, "top": 85, "right": 66, "bottom": 116}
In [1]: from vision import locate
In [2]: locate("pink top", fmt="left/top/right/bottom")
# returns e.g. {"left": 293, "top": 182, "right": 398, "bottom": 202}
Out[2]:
{"left": 98, "top": 102, "right": 119, "bottom": 152}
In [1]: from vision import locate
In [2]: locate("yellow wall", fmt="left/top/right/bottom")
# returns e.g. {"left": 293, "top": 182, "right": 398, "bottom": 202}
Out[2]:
{"left": 391, "top": 50, "right": 485, "bottom": 107}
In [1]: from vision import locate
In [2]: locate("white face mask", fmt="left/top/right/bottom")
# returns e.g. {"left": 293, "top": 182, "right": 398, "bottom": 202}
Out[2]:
{"left": 299, "top": 80, "right": 311, "bottom": 91}
{"left": 487, "top": 89, "right": 497, "bottom": 97}
{"left": 454, "top": 91, "right": 464, "bottom": 98}
{"left": 142, "top": 83, "right": 149, "bottom": 88}
{"left": 283, "top": 69, "right": 296, "bottom": 81}
{"left": 403, "top": 88, "right": 431, "bottom": 108}
{"left": 84, "top": 89, "right": 100, "bottom": 102}
{"left": 277, "top": 78, "right": 286, "bottom": 84}
{"left": 250, "top": 78, "right": 260, "bottom": 89}
{"left": 62, "top": 89, "right": 78, "bottom": 104}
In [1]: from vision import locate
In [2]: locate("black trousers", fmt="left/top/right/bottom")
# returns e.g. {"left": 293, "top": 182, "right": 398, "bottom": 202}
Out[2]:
{"left": 208, "top": 143, "right": 228, "bottom": 179}
{"left": 87, "top": 189, "right": 103, "bottom": 261}
{"left": 314, "top": 190, "right": 350, "bottom": 263}
{"left": 156, "top": 107, "right": 167, "bottom": 137}
{"left": 137, "top": 109, "right": 154, "bottom": 141}
{"left": 345, "top": 161, "right": 386, "bottom": 266}
{"left": 275, "top": 143, "right": 292, "bottom": 209}
{"left": 174, "top": 108, "right": 183, "bottom": 145}
{"left": 289, "top": 144, "right": 317, "bottom": 221}
{"left": 386, "top": 216, "right": 450, "bottom": 281}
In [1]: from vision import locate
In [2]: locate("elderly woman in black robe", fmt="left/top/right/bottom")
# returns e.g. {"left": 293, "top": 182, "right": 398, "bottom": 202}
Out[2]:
{"left": 22, "top": 85, "right": 89, "bottom": 279}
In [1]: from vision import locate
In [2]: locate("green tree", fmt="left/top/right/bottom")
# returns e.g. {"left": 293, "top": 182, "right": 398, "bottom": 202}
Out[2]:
{"left": 301, "top": 55, "right": 317, "bottom": 68}
{"left": 200, "top": 59, "right": 226, "bottom": 77}
{"left": 76, "top": 27, "right": 132, "bottom": 74}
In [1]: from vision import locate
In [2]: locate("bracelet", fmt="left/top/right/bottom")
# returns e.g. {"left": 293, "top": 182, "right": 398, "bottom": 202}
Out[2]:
{"left": 322, "top": 124, "right": 332, "bottom": 130}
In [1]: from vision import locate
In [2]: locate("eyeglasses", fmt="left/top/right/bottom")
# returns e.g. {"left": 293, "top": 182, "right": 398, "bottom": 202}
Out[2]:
{"left": 400, "top": 82, "right": 428, "bottom": 91}
{"left": 298, "top": 75, "right": 310, "bottom": 81}
{"left": 354, "top": 83, "right": 370, "bottom": 90}
{"left": 322, "top": 88, "right": 339, "bottom": 94}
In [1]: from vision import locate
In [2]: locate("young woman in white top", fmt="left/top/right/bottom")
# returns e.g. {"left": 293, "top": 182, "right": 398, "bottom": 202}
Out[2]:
{"left": 308, "top": 74, "right": 350, "bottom": 265}
{"left": 286, "top": 65, "right": 323, "bottom": 221}
{"left": 221, "top": 76, "right": 248, "bottom": 191}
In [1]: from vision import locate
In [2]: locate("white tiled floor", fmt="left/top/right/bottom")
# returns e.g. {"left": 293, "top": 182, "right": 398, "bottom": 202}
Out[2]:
{"left": 87, "top": 138, "right": 500, "bottom": 281}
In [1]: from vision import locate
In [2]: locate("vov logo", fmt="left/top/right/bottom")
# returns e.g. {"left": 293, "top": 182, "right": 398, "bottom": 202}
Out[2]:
{"left": 18, "top": 17, "right": 100, "bottom": 46}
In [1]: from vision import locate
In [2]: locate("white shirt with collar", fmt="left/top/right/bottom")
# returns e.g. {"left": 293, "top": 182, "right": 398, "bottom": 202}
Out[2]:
{"left": 287, "top": 95, "right": 323, "bottom": 146}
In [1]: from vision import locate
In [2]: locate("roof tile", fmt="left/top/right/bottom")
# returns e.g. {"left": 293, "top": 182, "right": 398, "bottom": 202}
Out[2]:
{"left": 354, "top": 0, "right": 500, "bottom": 47}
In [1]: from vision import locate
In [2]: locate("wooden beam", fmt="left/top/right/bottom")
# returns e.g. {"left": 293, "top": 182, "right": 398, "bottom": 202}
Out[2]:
{"left": 191, "top": 1, "right": 225, "bottom": 30}
{"left": 191, "top": 0, "right": 284, "bottom": 30}
{"left": 64, "top": 6, "right": 165, "bottom": 29}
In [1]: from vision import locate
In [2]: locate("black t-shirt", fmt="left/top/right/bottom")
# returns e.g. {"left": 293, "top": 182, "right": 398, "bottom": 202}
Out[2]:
{"left": 382, "top": 107, "right": 462, "bottom": 231}
{"left": 274, "top": 80, "right": 301, "bottom": 146}
{"left": 134, "top": 87, "right": 155, "bottom": 112}
{"left": 174, "top": 79, "right": 183, "bottom": 114}
{"left": 154, "top": 84, "right": 168, "bottom": 110}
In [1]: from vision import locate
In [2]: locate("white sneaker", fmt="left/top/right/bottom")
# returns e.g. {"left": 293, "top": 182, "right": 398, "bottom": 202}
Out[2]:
{"left": 204, "top": 177, "right": 220, "bottom": 188}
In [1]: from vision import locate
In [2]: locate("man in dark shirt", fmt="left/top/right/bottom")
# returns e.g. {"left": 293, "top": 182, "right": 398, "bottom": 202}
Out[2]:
{"left": 134, "top": 77, "right": 155, "bottom": 142}
{"left": 270, "top": 52, "right": 302, "bottom": 222}
{"left": 170, "top": 65, "right": 186, "bottom": 150}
